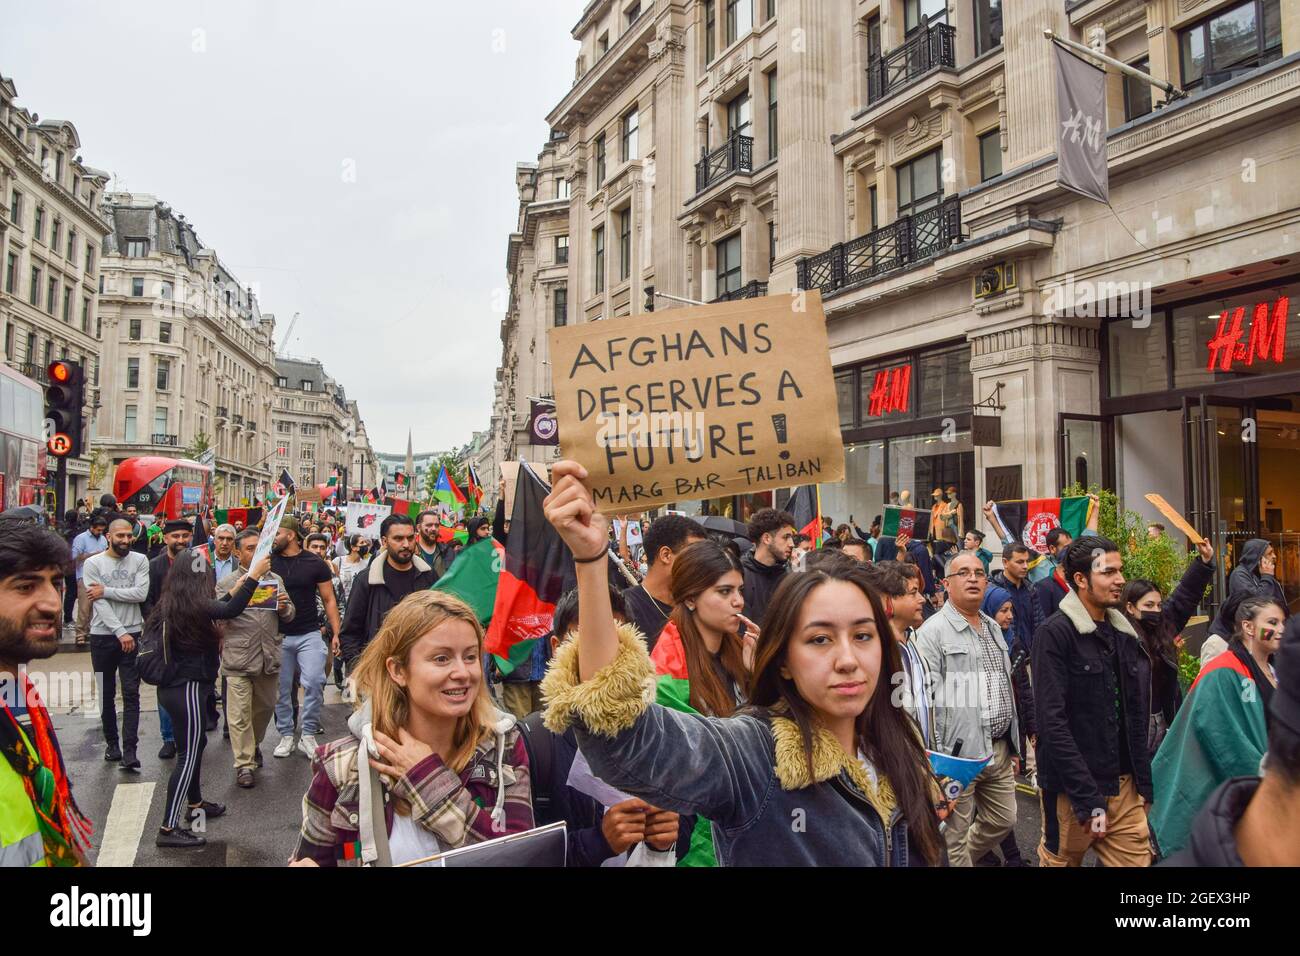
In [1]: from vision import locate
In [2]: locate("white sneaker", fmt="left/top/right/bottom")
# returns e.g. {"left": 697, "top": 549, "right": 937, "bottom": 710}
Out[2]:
{"left": 297, "top": 734, "right": 318, "bottom": 758}
{"left": 273, "top": 735, "right": 295, "bottom": 758}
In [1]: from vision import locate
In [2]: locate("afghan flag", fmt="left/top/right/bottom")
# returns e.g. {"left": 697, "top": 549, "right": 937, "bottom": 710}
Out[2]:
{"left": 432, "top": 466, "right": 469, "bottom": 514}
{"left": 649, "top": 621, "right": 719, "bottom": 867}
{"left": 466, "top": 464, "right": 484, "bottom": 511}
{"left": 990, "top": 496, "right": 1093, "bottom": 567}
{"left": 276, "top": 469, "right": 297, "bottom": 497}
{"left": 215, "top": 507, "right": 263, "bottom": 528}
{"left": 788, "top": 484, "right": 823, "bottom": 548}
{"left": 385, "top": 497, "right": 422, "bottom": 519}
{"left": 484, "top": 463, "right": 575, "bottom": 675}
{"left": 433, "top": 536, "right": 502, "bottom": 626}
{"left": 880, "top": 505, "right": 931, "bottom": 540}
{"left": 436, "top": 526, "right": 470, "bottom": 545}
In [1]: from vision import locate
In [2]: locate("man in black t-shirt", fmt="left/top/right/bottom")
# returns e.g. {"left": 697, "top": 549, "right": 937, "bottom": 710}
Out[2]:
{"left": 621, "top": 516, "right": 706, "bottom": 652}
{"left": 270, "top": 517, "right": 339, "bottom": 759}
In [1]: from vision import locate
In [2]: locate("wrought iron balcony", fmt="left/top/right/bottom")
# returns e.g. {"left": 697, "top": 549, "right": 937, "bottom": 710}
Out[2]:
{"left": 151, "top": 433, "right": 179, "bottom": 446}
{"left": 246, "top": 420, "right": 256, "bottom": 432}
{"left": 216, "top": 405, "right": 228, "bottom": 419}
{"left": 232, "top": 413, "right": 244, "bottom": 425}
{"left": 796, "top": 195, "right": 962, "bottom": 295}
{"left": 695, "top": 132, "right": 753, "bottom": 194}
{"left": 712, "top": 280, "right": 768, "bottom": 303}
{"left": 18, "top": 362, "right": 50, "bottom": 385}
{"left": 867, "top": 23, "right": 956, "bottom": 105}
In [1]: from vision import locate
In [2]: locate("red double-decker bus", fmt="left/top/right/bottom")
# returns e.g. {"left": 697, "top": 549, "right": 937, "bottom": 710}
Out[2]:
{"left": 0, "top": 364, "right": 49, "bottom": 515}
{"left": 113, "top": 456, "right": 213, "bottom": 519}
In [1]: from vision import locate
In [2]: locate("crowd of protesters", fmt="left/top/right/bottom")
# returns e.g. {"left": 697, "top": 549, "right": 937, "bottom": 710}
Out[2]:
{"left": 1, "top": 470, "right": 1296, "bottom": 868}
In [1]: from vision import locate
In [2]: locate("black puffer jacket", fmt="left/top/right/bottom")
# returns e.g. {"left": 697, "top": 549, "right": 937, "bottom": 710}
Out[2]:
{"left": 740, "top": 551, "right": 788, "bottom": 624}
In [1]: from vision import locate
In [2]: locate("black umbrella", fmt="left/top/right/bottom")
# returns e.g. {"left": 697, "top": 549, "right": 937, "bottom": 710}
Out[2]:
{"left": 693, "top": 514, "right": 749, "bottom": 538}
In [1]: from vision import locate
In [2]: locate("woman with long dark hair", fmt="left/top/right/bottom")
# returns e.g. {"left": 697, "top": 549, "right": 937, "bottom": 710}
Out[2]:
{"left": 1120, "top": 538, "right": 1215, "bottom": 756}
{"left": 147, "top": 548, "right": 269, "bottom": 848}
{"left": 540, "top": 461, "right": 944, "bottom": 866}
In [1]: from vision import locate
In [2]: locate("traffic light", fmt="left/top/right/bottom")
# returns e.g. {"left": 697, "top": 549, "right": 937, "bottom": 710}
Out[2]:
{"left": 45, "top": 360, "right": 84, "bottom": 458}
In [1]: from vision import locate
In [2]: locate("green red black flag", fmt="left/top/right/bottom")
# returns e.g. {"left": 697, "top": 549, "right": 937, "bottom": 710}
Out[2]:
{"left": 484, "top": 462, "right": 576, "bottom": 675}
{"left": 990, "top": 496, "right": 1094, "bottom": 568}
{"left": 788, "top": 485, "right": 823, "bottom": 548}
{"left": 881, "top": 505, "right": 931, "bottom": 539}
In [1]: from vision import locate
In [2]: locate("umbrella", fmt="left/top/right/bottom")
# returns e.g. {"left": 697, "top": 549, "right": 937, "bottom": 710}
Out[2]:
{"left": 0, "top": 504, "right": 46, "bottom": 526}
{"left": 692, "top": 514, "right": 749, "bottom": 538}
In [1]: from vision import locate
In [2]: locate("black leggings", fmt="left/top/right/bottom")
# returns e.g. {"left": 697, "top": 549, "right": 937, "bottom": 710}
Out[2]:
{"left": 158, "top": 681, "right": 207, "bottom": 829}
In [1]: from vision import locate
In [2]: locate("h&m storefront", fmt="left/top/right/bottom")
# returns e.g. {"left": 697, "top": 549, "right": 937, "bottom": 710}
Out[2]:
{"left": 821, "top": 340, "right": 975, "bottom": 535}
{"left": 1096, "top": 276, "right": 1300, "bottom": 610}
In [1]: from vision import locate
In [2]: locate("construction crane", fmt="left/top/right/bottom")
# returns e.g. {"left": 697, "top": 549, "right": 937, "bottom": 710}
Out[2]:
{"left": 277, "top": 312, "right": 300, "bottom": 356}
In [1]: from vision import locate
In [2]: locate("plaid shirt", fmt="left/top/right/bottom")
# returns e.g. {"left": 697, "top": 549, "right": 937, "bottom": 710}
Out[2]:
{"left": 295, "top": 728, "right": 533, "bottom": 866}
{"left": 973, "top": 617, "right": 1014, "bottom": 741}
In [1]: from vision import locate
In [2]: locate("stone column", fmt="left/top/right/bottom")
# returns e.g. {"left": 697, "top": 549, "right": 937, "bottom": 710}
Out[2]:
{"left": 650, "top": 23, "right": 688, "bottom": 300}
{"left": 1002, "top": 0, "right": 1068, "bottom": 169}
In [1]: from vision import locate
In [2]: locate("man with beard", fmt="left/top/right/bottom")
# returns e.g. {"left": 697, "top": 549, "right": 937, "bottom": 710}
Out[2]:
{"left": 740, "top": 508, "right": 796, "bottom": 624}
{"left": 339, "top": 514, "right": 433, "bottom": 668}
{"left": 144, "top": 518, "right": 193, "bottom": 758}
{"left": 1033, "top": 536, "right": 1153, "bottom": 867}
{"left": 69, "top": 513, "right": 109, "bottom": 648}
{"left": 271, "top": 517, "right": 340, "bottom": 759}
{"left": 0, "top": 519, "right": 92, "bottom": 865}
{"left": 81, "top": 519, "right": 151, "bottom": 771}
{"left": 123, "top": 504, "right": 149, "bottom": 556}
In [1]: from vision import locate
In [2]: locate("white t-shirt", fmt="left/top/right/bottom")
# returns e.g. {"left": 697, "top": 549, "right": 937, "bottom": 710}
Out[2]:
{"left": 388, "top": 810, "right": 443, "bottom": 866}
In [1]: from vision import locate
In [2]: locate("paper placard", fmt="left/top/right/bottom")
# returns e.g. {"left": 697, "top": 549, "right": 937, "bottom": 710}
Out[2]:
{"left": 345, "top": 502, "right": 391, "bottom": 539}
{"left": 248, "top": 580, "right": 279, "bottom": 610}
{"left": 296, "top": 487, "right": 323, "bottom": 504}
{"left": 250, "top": 495, "right": 289, "bottom": 570}
{"left": 1144, "top": 493, "right": 1205, "bottom": 545}
{"left": 499, "top": 460, "right": 551, "bottom": 521}
{"left": 549, "top": 291, "right": 845, "bottom": 515}
{"left": 613, "top": 519, "right": 644, "bottom": 548}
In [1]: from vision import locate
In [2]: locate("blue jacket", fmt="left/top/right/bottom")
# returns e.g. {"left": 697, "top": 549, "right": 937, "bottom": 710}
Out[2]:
{"left": 541, "top": 624, "right": 935, "bottom": 867}
{"left": 990, "top": 569, "right": 1044, "bottom": 656}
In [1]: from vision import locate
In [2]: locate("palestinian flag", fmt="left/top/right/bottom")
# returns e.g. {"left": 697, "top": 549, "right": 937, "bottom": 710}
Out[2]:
{"left": 432, "top": 466, "right": 469, "bottom": 514}
{"left": 990, "top": 496, "right": 1093, "bottom": 566}
{"left": 649, "top": 621, "right": 718, "bottom": 868}
{"left": 484, "top": 463, "right": 575, "bottom": 675}
{"left": 880, "top": 505, "right": 931, "bottom": 540}
{"left": 432, "top": 536, "right": 502, "bottom": 626}
{"left": 788, "top": 485, "right": 823, "bottom": 548}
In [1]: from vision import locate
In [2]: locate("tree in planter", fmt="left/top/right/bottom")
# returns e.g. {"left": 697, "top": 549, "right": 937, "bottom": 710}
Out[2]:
{"left": 186, "top": 430, "right": 212, "bottom": 461}
{"left": 1061, "top": 482, "right": 1208, "bottom": 690}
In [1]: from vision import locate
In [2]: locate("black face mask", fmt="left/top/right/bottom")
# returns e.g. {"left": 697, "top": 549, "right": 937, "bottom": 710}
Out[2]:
{"left": 1138, "top": 610, "right": 1161, "bottom": 627}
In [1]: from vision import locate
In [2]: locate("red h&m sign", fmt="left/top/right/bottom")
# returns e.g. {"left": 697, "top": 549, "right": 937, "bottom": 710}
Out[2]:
{"left": 1205, "top": 296, "right": 1289, "bottom": 372}
{"left": 866, "top": 364, "right": 911, "bottom": 417}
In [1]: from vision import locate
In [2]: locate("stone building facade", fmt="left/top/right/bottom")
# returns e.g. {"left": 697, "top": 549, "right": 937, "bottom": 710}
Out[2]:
{"left": 96, "top": 193, "right": 279, "bottom": 508}
{"left": 271, "top": 357, "right": 355, "bottom": 494}
{"left": 0, "top": 73, "right": 111, "bottom": 505}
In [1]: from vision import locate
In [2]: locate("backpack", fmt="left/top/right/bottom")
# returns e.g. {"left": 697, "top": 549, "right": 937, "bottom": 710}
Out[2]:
{"left": 517, "top": 711, "right": 557, "bottom": 823}
{"left": 135, "top": 618, "right": 178, "bottom": 686}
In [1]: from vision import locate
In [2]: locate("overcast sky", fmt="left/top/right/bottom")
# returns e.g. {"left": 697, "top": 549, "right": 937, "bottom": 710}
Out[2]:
{"left": 4, "top": 0, "right": 587, "bottom": 454}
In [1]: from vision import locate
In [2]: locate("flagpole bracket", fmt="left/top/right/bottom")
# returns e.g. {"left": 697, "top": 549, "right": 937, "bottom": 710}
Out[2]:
{"left": 974, "top": 381, "right": 1006, "bottom": 413}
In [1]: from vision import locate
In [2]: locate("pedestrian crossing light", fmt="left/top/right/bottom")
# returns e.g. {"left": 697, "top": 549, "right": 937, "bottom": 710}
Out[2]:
{"left": 45, "top": 360, "right": 85, "bottom": 458}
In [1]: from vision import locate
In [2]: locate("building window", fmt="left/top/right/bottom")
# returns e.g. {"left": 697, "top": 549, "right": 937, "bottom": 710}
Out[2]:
{"left": 127, "top": 358, "right": 139, "bottom": 389}
{"left": 4, "top": 254, "right": 14, "bottom": 293}
{"left": 25, "top": 332, "right": 36, "bottom": 363}
{"left": 618, "top": 209, "right": 632, "bottom": 281}
{"left": 55, "top": 152, "right": 64, "bottom": 183}
{"left": 594, "top": 226, "right": 606, "bottom": 293}
{"left": 43, "top": 340, "right": 51, "bottom": 366}
{"left": 622, "top": 108, "right": 639, "bottom": 162}
{"left": 869, "top": 184, "right": 879, "bottom": 230}
{"left": 595, "top": 133, "right": 607, "bottom": 186}
{"left": 301, "top": 445, "right": 315, "bottom": 461}
{"left": 769, "top": 221, "right": 777, "bottom": 269}
{"left": 125, "top": 405, "right": 137, "bottom": 443}
{"left": 132, "top": 277, "right": 144, "bottom": 296}
{"left": 557, "top": 177, "right": 571, "bottom": 199}
{"left": 554, "top": 286, "right": 568, "bottom": 327}
{"left": 1180, "top": 0, "right": 1281, "bottom": 93}
{"left": 896, "top": 147, "right": 943, "bottom": 217}
{"left": 1123, "top": 57, "right": 1154, "bottom": 121}
{"left": 302, "top": 423, "right": 317, "bottom": 435}
{"left": 129, "top": 319, "right": 141, "bottom": 340}
{"left": 905, "top": 0, "right": 947, "bottom": 32}
{"left": 978, "top": 129, "right": 1002, "bottom": 181}
{"left": 716, "top": 232, "right": 742, "bottom": 296}
{"left": 301, "top": 380, "right": 313, "bottom": 391}
{"left": 154, "top": 407, "right": 168, "bottom": 438}
{"left": 277, "top": 421, "right": 292, "bottom": 433}
{"left": 160, "top": 321, "right": 172, "bottom": 343}
{"left": 276, "top": 376, "right": 288, "bottom": 387}
{"left": 767, "top": 69, "right": 778, "bottom": 159}
{"left": 46, "top": 278, "right": 56, "bottom": 314}
{"left": 727, "top": 90, "right": 752, "bottom": 136}
{"left": 704, "top": 1, "right": 717, "bottom": 63}
{"left": 556, "top": 234, "right": 569, "bottom": 264}
{"left": 726, "top": 0, "right": 752, "bottom": 45}
{"left": 126, "top": 238, "right": 149, "bottom": 257}
{"left": 159, "top": 281, "right": 172, "bottom": 299}
{"left": 62, "top": 287, "right": 71, "bottom": 323}
{"left": 51, "top": 220, "right": 61, "bottom": 254}
{"left": 34, "top": 206, "right": 44, "bottom": 242}
{"left": 157, "top": 358, "right": 171, "bottom": 391}
{"left": 598, "top": 31, "right": 609, "bottom": 56}
{"left": 766, "top": 0, "right": 776, "bottom": 20}
{"left": 66, "top": 229, "right": 76, "bottom": 261}
{"left": 81, "top": 298, "right": 90, "bottom": 332}
{"left": 973, "top": 0, "right": 1003, "bottom": 56}
{"left": 85, "top": 246, "right": 94, "bottom": 273}
{"left": 8, "top": 190, "right": 18, "bottom": 225}
{"left": 626, "top": 2, "right": 642, "bottom": 26}
{"left": 3, "top": 324, "right": 13, "bottom": 361}
{"left": 29, "top": 267, "right": 39, "bottom": 306}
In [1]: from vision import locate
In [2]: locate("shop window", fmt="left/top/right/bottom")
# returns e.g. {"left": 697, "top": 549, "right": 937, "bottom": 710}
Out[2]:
{"left": 1172, "top": 282, "right": 1300, "bottom": 388}
{"left": 836, "top": 370, "right": 856, "bottom": 428}
{"left": 916, "top": 344, "right": 973, "bottom": 419}
{"left": 819, "top": 439, "right": 886, "bottom": 532}
{"left": 1107, "top": 319, "right": 1170, "bottom": 396}
{"left": 888, "top": 429, "right": 974, "bottom": 535}
{"left": 857, "top": 364, "right": 913, "bottom": 422}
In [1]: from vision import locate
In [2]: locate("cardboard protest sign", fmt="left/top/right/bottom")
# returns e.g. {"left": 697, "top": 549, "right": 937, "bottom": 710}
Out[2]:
{"left": 250, "top": 495, "right": 289, "bottom": 571}
{"left": 549, "top": 291, "right": 845, "bottom": 515}
{"left": 295, "top": 487, "right": 323, "bottom": 504}
{"left": 346, "top": 502, "right": 391, "bottom": 539}
{"left": 1144, "top": 493, "right": 1205, "bottom": 545}
{"left": 613, "top": 519, "right": 643, "bottom": 548}
{"left": 499, "top": 460, "right": 552, "bottom": 521}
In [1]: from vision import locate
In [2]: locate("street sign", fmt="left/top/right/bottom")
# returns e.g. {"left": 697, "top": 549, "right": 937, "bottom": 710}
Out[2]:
{"left": 47, "top": 432, "right": 73, "bottom": 457}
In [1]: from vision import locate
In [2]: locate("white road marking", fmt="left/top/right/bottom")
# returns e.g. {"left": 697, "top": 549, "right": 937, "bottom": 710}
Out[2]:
{"left": 96, "top": 782, "right": 156, "bottom": 868}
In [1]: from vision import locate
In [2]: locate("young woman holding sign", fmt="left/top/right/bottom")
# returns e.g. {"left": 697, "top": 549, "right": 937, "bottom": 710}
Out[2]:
{"left": 540, "top": 460, "right": 945, "bottom": 866}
